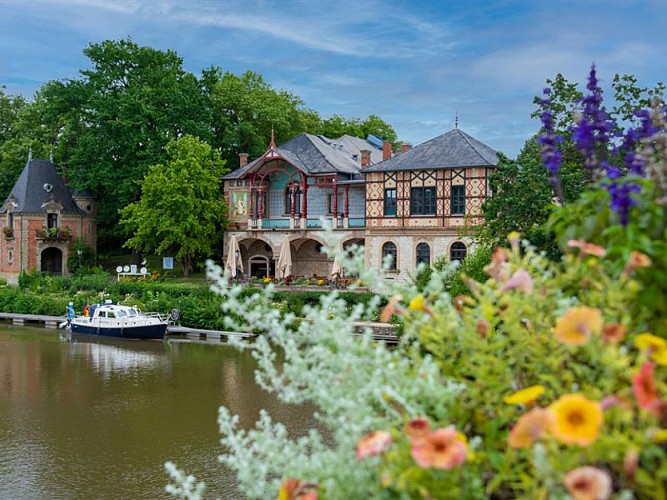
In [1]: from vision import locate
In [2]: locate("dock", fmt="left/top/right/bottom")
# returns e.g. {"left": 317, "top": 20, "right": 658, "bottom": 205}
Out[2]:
{"left": 0, "top": 312, "right": 399, "bottom": 344}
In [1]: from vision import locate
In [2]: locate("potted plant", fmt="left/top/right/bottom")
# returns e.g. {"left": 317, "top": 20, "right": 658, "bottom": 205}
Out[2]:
{"left": 3, "top": 226, "right": 13, "bottom": 238}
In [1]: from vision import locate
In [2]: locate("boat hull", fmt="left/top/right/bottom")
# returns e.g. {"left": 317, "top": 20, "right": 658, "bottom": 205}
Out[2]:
{"left": 69, "top": 322, "right": 167, "bottom": 340}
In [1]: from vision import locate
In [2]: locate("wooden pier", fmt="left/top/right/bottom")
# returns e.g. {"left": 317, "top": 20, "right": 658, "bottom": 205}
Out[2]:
{"left": 0, "top": 312, "right": 399, "bottom": 344}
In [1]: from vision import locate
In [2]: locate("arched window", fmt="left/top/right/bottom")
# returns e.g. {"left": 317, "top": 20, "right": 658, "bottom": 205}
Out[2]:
{"left": 416, "top": 242, "right": 430, "bottom": 267}
{"left": 284, "top": 185, "right": 302, "bottom": 215}
{"left": 450, "top": 242, "right": 467, "bottom": 262}
{"left": 382, "top": 241, "right": 398, "bottom": 270}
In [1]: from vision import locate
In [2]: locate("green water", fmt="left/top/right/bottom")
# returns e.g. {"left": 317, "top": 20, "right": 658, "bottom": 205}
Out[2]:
{"left": 0, "top": 324, "right": 313, "bottom": 499}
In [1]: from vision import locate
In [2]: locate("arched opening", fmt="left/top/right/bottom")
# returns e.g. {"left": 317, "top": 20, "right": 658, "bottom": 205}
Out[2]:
{"left": 289, "top": 238, "right": 328, "bottom": 278}
{"left": 244, "top": 240, "right": 274, "bottom": 278}
{"left": 416, "top": 242, "right": 430, "bottom": 267}
{"left": 41, "top": 247, "right": 63, "bottom": 275}
{"left": 450, "top": 242, "right": 467, "bottom": 262}
{"left": 382, "top": 241, "right": 398, "bottom": 270}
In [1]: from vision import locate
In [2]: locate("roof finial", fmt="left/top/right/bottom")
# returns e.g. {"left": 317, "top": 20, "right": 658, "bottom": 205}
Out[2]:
{"left": 28, "top": 147, "right": 32, "bottom": 161}
{"left": 270, "top": 126, "right": 276, "bottom": 149}
{"left": 455, "top": 111, "right": 458, "bottom": 129}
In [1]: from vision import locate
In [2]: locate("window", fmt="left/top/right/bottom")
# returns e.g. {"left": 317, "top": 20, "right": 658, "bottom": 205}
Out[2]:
{"left": 284, "top": 186, "right": 301, "bottom": 215}
{"left": 47, "top": 213, "right": 58, "bottom": 229}
{"left": 384, "top": 188, "right": 397, "bottom": 216}
{"left": 450, "top": 242, "right": 467, "bottom": 262}
{"left": 416, "top": 242, "right": 430, "bottom": 267}
{"left": 410, "top": 187, "right": 436, "bottom": 215}
{"left": 451, "top": 185, "right": 465, "bottom": 216}
{"left": 382, "top": 241, "right": 398, "bottom": 270}
{"left": 327, "top": 193, "right": 341, "bottom": 215}
{"left": 8, "top": 212, "right": 13, "bottom": 229}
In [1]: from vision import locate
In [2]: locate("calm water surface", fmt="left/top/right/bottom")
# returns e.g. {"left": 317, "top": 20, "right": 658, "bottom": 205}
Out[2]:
{"left": 0, "top": 324, "right": 314, "bottom": 499}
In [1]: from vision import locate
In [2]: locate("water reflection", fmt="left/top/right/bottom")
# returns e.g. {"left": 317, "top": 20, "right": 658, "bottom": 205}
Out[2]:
{"left": 0, "top": 325, "right": 315, "bottom": 499}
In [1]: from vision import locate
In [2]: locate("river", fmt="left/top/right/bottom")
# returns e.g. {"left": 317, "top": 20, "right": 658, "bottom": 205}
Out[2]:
{"left": 0, "top": 324, "right": 314, "bottom": 499}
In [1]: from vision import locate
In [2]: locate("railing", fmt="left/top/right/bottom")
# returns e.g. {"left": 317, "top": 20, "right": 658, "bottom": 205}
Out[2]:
{"left": 348, "top": 217, "right": 366, "bottom": 228}
{"left": 307, "top": 218, "right": 322, "bottom": 228}
{"left": 261, "top": 219, "right": 291, "bottom": 229}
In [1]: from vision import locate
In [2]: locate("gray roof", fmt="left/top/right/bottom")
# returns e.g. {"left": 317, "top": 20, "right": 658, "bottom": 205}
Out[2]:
{"left": 1, "top": 159, "right": 85, "bottom": 215}
{"left": 364, "top": 128, "right": 498, "bottom": 173}
{"left": 223, "top": 133, "right": 380, "bottom": 180}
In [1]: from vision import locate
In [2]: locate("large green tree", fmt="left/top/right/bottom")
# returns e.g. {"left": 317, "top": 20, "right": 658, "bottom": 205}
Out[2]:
{"left": 54, "top": 38, "right": 211, "bottom": 245}
{"left": 119, "top": 136, "right": 227, "bottom": 276}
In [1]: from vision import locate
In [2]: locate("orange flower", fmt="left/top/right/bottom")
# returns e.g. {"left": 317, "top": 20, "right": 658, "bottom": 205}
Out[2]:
{"left": 602, "top": 323, "right": 626, "bottom": 344}
{"left": 549, "top": 394, "right": 603, "bottom": 447}
{"left": 633, "top": 362, "right": 661, "bottom": 416}
{"left": 504, "top": 385, "right": 545, "bottom": 405}
{"left": 355, "top": 431, "right": 392, "bottom": 460}
{"left": 508, "top": 407, "right": 553, "bottom": 449}
{"left": 623, "top": 251, "right": 652, "bottom": 276}
{"left": 278, "top": 478, "right": 318, "bottom": 500}
{"left": 410, "top": 426, "right": 467, "bottom": 470}
{"left": 499, "top": 268, "right": 533, "bottom": 294}
{"left": 567, "top": 239, "right": 606, "bottom": 258}
{"left": 554, "top": 307, "right": 603, "bottom": 345}
{"left": 563, "top": 466, "right": 612, "bottom": 500}
{"left": 380, "top": 295, "right": 404, "bottom": 322}
{"left": 404, "top": 417, "right": 430, "bottom": 446}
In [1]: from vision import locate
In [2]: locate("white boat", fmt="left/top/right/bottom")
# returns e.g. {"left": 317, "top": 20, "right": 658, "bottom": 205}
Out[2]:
{"left": 61, "top": 301, "right": 176, "bottom": 340}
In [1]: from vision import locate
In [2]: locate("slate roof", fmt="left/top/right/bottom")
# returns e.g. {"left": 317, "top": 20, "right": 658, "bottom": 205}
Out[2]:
{"left": 223, "top": 133, "right": 380, "bottom": 180}
{"left": 0, "top": 159, "right": 85, "bottom": 215}
{"left": 364, "top": 128, "right": 498, "bottom": 173}
{"left": 332, "top": 135, "right": 384, "bottom": 165}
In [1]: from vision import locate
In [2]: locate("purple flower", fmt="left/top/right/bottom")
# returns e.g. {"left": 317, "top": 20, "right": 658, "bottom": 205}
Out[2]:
{"left": 606, "top": 180, "right": 640, "bottom": 225}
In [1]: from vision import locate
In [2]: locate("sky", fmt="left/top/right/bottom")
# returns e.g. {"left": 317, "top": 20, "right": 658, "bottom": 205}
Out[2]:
{"left": 1, "top": 0, "right": 666, "bottom": 158}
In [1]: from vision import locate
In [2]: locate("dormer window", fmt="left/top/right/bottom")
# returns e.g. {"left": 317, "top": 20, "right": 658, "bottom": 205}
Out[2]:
{"left": 47, "top": 213, "right": 58, "bottom": 229}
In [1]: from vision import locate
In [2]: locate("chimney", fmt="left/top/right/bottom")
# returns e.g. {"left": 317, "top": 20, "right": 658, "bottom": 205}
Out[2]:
{"left": 400, "top": 143, "right": 412, "bottom": 153}
{"left": 382, "top": 140, "right": 392, "bottom": 161}
{"left": 360, "top": 149, "right": 371, "bottom": 169}
{"left": 239, "top": 153, "right": 248, "bottom": 168}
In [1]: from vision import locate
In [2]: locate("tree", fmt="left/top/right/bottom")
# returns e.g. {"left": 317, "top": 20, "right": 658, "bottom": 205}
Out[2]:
{"left": 119, "top": 136, "right": 227, "bottom": 276}
{"left": 53, "top": 38, "right": 212, "bottom": 246}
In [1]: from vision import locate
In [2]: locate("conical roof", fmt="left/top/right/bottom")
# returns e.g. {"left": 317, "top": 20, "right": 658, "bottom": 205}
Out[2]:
{"left": 1, "top": 158, "right": 85, "bottom": 214}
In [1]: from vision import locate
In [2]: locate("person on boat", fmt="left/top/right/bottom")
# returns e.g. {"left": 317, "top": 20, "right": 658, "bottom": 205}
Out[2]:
{"left": 88, "top": 304, "right": 97, "bottom": 321}
{"left": 83, "top": 304, "right": 90, "bottom": 317}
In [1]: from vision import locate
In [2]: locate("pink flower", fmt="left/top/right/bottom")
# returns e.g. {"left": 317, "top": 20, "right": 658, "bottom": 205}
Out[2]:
{"left": 567, "top": 239, "right": 607, "bottom": 258}
{"left": 564, "top": 466, "right": 612, "bottom": 500}
{"left": 410, "top": 426, "right": 467, "bottom": 470}
{"left": 499, "top": 268, "right": 533, "bottom": 294}
{"left": 355, "top": 431, "right": 392, "bottom": 460}
{"left": 404, "top": 417, "right": 431, "bottom": 446}
{"left": 483, "top": 247, "right": 510, "bottom": 281}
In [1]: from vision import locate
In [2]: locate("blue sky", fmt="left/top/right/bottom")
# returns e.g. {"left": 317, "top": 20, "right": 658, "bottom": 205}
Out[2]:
{"left": 1, "top": 0, "right": 665, "bottom": 158}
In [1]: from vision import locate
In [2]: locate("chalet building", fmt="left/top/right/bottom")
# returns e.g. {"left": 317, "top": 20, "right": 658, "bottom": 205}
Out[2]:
{"left": 0, "top": 157, "right": 97, "bottom": 283}
{"left": 222, "top": 128, "right": 498, "bottom": 281}
{"left": 363, "top": 128, "right": 498, "bottom": 280}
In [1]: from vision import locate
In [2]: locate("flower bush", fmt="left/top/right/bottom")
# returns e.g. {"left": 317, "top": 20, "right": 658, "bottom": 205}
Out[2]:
{"left": 166, "top": 68, "right": 667, "bottom": 499}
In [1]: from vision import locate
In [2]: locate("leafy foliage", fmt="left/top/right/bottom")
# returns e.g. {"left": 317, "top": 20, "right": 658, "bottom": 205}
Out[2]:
{"left": 119, "top": 135, "right": 227, "bottom": 276}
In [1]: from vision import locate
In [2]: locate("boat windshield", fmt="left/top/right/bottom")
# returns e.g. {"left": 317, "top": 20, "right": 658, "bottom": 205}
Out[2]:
{"left": 129, "top": 308, "right": 139, "bottom": 317}
{"left": 116, "top": 309, "right": 127, "bottom": 318}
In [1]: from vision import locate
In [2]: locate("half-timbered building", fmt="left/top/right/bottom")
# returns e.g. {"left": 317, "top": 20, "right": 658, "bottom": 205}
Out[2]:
{"left": 363, "top": 128, "right": 498, "bottom": 280}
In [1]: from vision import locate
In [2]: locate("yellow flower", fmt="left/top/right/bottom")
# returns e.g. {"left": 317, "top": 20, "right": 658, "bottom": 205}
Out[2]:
{"left": 554, "top": 307, "right": 603, "bottom": 345}
{"left": 504, "top": 385, "right": 545, "bottom": 405}
{"left": 635, "top": 333, "right": 667, "bottom": 365}
{"left": 408, "top": 294, "right": 432, "bottom": 315}
{"left": 549, "top": 394, "right": 603, "bottom": 447}
{"left": 650, "top": 429, "right": 667, "bottom": 443}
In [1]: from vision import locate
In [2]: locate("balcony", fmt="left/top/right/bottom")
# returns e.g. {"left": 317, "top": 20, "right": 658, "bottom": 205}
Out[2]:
{"left": 36, "top": 227, "right": 72, "bottom": 242}
{"left": 246, "top": 216, "right": 366, "bottom": 231}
